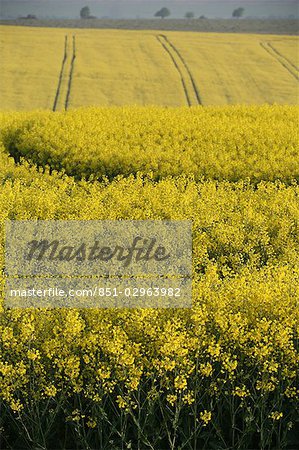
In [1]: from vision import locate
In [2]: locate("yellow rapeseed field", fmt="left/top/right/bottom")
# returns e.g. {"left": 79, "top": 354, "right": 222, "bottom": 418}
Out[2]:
{"left": 0, "top": 19, "right": 298, "bottom": 450}
{"left": 0, "top": 105, "right": 298, "bottom": 448}
{"left": 168, "top": 33, "right": 299, "bottom": 105}
{"left": 0, "top": 26, "right": 67, "bottom": 110}
{"left": 1, "top": 105, "right": 298, "bottom": 182}
{"left": 0, "top": 26, "right": 298, "bottom": 110}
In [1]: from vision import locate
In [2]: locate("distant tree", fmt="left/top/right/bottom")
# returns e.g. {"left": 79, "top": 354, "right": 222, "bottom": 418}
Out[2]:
{"left": 185, "top": 12, "right": 195, "bottom": 19}
{"left": 24, "top": 14, "right": 37, "bottom": 20}
{"left": 199, "top": 15, "right": 206, "bottom": 19}
{"left": 232, "top": 7, "right": 245, "bottom": 18}
{"left": 80, "top": 6, "right": 91, "bottom": 19}
{"left": 154, "top": 7, "right": 171, "bottom": 19}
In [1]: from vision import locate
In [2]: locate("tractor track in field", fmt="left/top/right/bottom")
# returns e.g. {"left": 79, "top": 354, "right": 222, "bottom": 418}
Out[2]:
{"left": 268, "top": 41, "right": 299, "bottom": 72}
{"left": 260, "top": 41, "right": 299, "bottom": 82}
{"left": 156, "top": 34, "right": 191, "bottom": 106}
{"left": 52, "top": 35, "right": 68, "bottom": 111}
{"left": 65, "top": 35, "right": 76, "bottom": 110}
{"left": 160, "top": 34, "right": 202, "bottom": 105}
{"left": 157, "top": 34, "right": 201, "bottom": 106}
{"left": 52, "top": 34, "right": 76, "bottom": 111}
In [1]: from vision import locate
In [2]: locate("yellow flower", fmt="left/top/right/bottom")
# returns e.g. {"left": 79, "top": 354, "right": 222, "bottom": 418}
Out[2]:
{"left": 44, "top": 385, "right": 57, "bottom": 397}
{"left": 166, "top": 394, "right": 177, "bottom": 406}
{"left": 199, "top": 410, "right": 212, "bottom": 426}
{"left": 174, "top": 375, "right": 187, "bottom": 391}
{"left": 83, "top": 354, "right": 90, "bottom": 364}
{"left": 116, "top": 396, "right": 127, "bottom": 409}
{"left": 233, "top": 386, "right": 249, "bottom": 398}
{"left": 182, "top": 392, "right": 195, "bottom": 405}
{"left": 200, "top": 362, "right": 213, "bottom": 377}
{"left": 269, "top": 411, "right": 283, "bottom": 421}
{"left": 10, "top": 400, "right": 23, "bottom": 412}
{"left": 27, "top": 349, "right": 40, "bottom": 361}
{"left": 87, "top": 418, "right": 97, "bottom": 429}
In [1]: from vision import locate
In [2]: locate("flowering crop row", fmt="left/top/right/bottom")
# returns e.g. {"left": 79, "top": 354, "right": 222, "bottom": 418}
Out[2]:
{"left": 1, "top": 105, "right": 298, "bottom": 183}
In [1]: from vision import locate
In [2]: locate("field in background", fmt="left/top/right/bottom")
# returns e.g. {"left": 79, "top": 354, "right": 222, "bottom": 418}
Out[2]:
{"left": 0, "top": 26, "right": 298, "bottom": 110}
{"left": 169, "top": 33, "right": 299, "bottom": 105}
{"left": 71, "top": 32, "right": 186, "bottom": 107}
{"left": 0, "top": 27, "right": 66, "bottom": 110}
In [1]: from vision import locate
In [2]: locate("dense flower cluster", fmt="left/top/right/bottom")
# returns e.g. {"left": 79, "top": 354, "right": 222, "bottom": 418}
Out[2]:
{"left": 1, "top": 105, "right": 298, "bottom": 182}
{"left": 0, "top": 107, "right": 298, "bottom": 449}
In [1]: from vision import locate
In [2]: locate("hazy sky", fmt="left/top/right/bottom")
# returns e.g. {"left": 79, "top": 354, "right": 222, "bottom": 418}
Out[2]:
{"left": 1, "top": 0, "right": 298, "bottom": 19}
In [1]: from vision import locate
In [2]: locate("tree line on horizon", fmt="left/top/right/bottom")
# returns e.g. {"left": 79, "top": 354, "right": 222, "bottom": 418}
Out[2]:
{"left": 80, "top": 5, "right": 246, "bottom": 20}
{"left": 19, "top": 6, "right": 246, "bottom": 21}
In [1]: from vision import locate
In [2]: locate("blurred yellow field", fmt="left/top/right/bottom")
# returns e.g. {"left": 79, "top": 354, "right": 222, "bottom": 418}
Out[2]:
{"left": 0, "top": 26, "right": 298, "bottom": 110}
{"left": 169, "top": 33, "right": 299, "bottom": 105}
{"left": 71, "top": 30, "right": 187, "bottom": 107}
{"left": 0, "top": 27, "right": 66, "bottom": 110}
{"left": 268, "top": 39, "right": 299, "bottom": 70}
